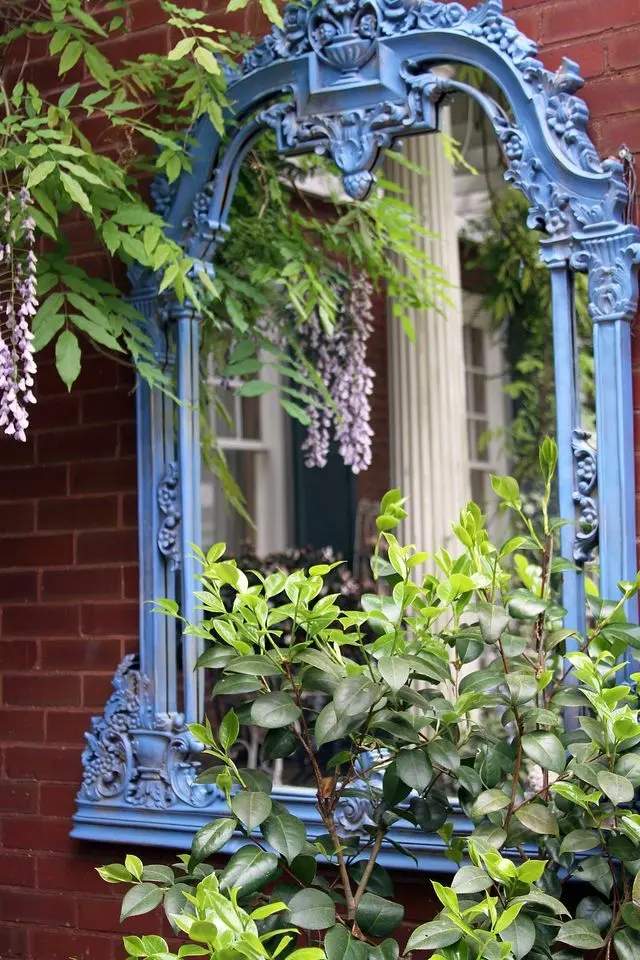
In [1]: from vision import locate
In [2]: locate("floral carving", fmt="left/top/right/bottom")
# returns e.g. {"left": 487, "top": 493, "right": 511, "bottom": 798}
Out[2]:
{"left": 571, "top": 428, "right": 598, "bottom": 566}
{"left": 309, "top": 0, "right": 379, "bottom": 78}
{"left": 157, "top": 461, "right": 181, "bottom": 571}
{"left": 261, "top": 96, "right": 431, "bottom": 199}
{"left": 78, "top": 656, "right": 222, "bottom": 810}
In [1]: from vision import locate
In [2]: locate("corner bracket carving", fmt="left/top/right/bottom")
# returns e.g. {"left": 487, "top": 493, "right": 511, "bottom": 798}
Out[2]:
{"left": 77, "top": 655, "right": 222, "bottom": 811}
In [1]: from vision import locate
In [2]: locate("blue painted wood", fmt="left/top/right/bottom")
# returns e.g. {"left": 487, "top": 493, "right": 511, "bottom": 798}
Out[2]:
{"left": 76, "top": 0, "right": 640, "bottom": 857}
{"left": 176, "top": 310, "right": 204, "bottom": 722}
{"left": 546, "top": 259, "right": 585, "bottom": 639}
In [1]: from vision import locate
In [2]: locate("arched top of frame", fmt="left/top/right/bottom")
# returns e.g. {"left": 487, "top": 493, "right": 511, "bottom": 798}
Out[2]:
{"left": 145, "top": 0, "right": 639, "bottom": 324}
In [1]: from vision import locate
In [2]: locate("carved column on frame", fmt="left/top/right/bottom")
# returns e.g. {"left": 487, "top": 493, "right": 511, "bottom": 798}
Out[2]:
{"left": 128, "top": 266, "right": 179, "bottom": 716}
{"left": 573, "top": 226, "right": 640, "bottom": 623}
{"left": 385, "top": 124, "right": 469, "bottom": 558}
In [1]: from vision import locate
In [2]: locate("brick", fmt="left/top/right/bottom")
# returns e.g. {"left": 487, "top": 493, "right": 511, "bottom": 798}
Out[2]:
{"left": 37, "top": 495, "right": 119, "bottom": 532}
{"left": 0, "top": 852, "right": 36, "bottom": 887}
{"left": 75, "top": 897, "right": 121, "bottom": 933}
{"left": 41, "top": 567, "right": 122, "bottom": 601}
{"left": 31, "top": 929, "right": 115, "bottom": 960}
{"left": 0, "top": 466, "right": 67, "bottom": 501}
{"left": 118, "top": 420, "right": 137, "bottom": 455}
{"left": 121, "top": 492, "right": 138, "bottom": 528}
{"left": 5, "top": 745, "right": 82, "bottom": 784}
{"left": 0, "top": 436, "right": 35, "bottom": 468}
{"left": 0, "top": 641, "right": 38, "bottom": 670}
{"left": 0, "top": 533, "right": 73, "bottom": 567}
{"left": 46, "top": 710, "right": 94, "bottom": 747}
{"left": 30, "top": 392, "right": 81, "bottom": 431}
{"left": 41, "top": 638, "right": 121, "bottom": 672}
{"left": 544, "top": 39, "right": 604, "bottom": 79}
{"left": 0, "top": 501, "right": 35, "bottom": 534}
{"left": 598, "top": 113, "right": 640, "bottom": 156}
{"left": 584, "top": 73, "right": 640, "bottom": 119}
{"left": 542, "top": 0, "right": 640, "bottom": 42}
{"left": 2, "top": 817, "right": 75, "bottom": 856}
{"left": 37, "top": 855, "right": 113, "bottom": 896}
{"left": 0, "top": 708, "right": 45, "bottom": 742}
{"left": 0, "top": 571, "right": 38, "bottom": 602}
{"left": 77, "top": 529, "right": 138, "bottom": 564}
{"left": 70, "top": 458, "right": 136, "bottom": 494}
{"left": 82, "top": 388, "right": 135, "bottom": 424}
{"left": 38, "top": 425, "right": 119, "bottom": 464}
{"left": 82, "top": 672, "right": 117, "bottom": 707}
{"left": 2, "top": 604, "right": 79, "bottom": 638}
{"left": 3, "top": 675, "right": 82, "bottom": 708}
{"left": 0, "top": 781, "right": 37, "bottom": 814}
{"left": 123, "top": 565, "right": 139, "bottom": 600}
{"left": 0, "top": 890, "right": 75, "bottom": 927}
{"left": 0, "top": 924, "right": 29, "bottom": 959}
{"left": 609, "top": 31, "right": 640, "bottom": 71}
{"left": 39, "top": 781, "right": 79, "bottom": 817}
{"left": 81, "top": 602, "right": 138, "bottom": 637}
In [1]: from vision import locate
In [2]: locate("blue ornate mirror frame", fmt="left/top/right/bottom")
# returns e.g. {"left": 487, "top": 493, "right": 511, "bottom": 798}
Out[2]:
{"left": 71, "top": 0, "right": 640, "bottom": 868}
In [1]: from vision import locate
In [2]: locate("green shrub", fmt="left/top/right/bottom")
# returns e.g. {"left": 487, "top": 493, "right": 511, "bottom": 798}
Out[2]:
{"left": 101, "top": 439, "right": 640, "bottom": 960}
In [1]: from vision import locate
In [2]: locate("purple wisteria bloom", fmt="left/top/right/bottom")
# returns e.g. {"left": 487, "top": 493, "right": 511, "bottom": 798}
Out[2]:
{"left": 0, "top": 187, "right": 38, "bottom": 443}
{"left": 301, "top": 273, "right": 375, "bottom": 474}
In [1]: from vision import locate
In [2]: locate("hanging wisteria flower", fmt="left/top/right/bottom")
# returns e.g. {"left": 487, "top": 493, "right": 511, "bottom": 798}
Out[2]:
{"left": 0, "top": 187, "right": 38, "bottom": 443}
{"left": 300, "top": 273, "right": 375, "bottom": 473}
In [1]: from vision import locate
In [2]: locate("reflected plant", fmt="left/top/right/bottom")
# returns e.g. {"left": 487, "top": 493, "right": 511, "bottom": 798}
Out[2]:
{"left": 102, "top": 439, "right": 640, "bottom": 960}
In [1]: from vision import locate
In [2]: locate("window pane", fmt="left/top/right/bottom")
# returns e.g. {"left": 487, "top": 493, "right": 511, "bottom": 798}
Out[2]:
{"left": 241, "top": 396, "right": 261, "bottom": 440}
{"left": 201, "top": 450, "right": 258, "bottom": 554}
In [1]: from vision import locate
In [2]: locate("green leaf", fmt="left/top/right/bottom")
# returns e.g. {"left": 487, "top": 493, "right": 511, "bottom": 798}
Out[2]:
{"left": 555, "top": 919, "right": 605, "bottom": 950}
{"left": 477, "top": 603, "right": 510, "bottom": 643}
{"left": 219, "top": 844, "right": 279, "bottom": 895}
{"left": 226, "top": 654, "right": 282, "bottom": 677}
{"left": 55, "top": 330, "right": 81, "bottom": 390}
{"left": 614, "top": 929, "right": 640, "bottom": 960}
{"left": 124, "top": 854, "right": 143, "bottom": 880}
{"left": 451, "top": 865, "right": 492, "bottom": 894}
{"left": 560, "top": 830, "right": 599, "bottom": 854}
{"left": 324, "top": 925, "right": 366, "bottom": 960}
{"left": 263, "top": 728, "right": 298, "bottom": 762}
{"left": 141, "top": 864, "right": 174, "bottom": 884}
{"left": 288, "top": 889, "right": 336, "bottom": 930}
{"left": 190, "top": 817, "right": 237, "bottom": 863}
{"left": 514, "top": 803, "right": 559, "bottom": 837}
{"left": 471, "top": 789, "right": 510, "bottom": 818}
{"left": 60, "top": 171, "right": 92, "bottom": 215}
{"left": 596, "top": 770, "right": 635, "bottom": 805}
{"left": 250, "top": 692, "right": 301, "bottom": 729}
{"left": 168, "top": 36, "right": 197, "bottom": 60}
{"left": 427, "top": 739, "right": 460, "bottom": 774}
{"left": 378, "top": 657, "right": 410, "bottom": 692}
{"left": 59, "top": 40, "right": 83, "bottom": 75}
{"left": 193, "top": 46, "right": 221, "bottom": 74}
{"left": 163, "top": 884, "right": 191, "bottom": 931}
{"left": 32, "top": 294, "right": 66, "bottom": 352}
{"left": 230, "top": 791, "right": 272, "bottom": 830}
{"left": 507, "top": 590, "right": 549, "bottom": 620}
{"left": 333, "top": 675, "right": 379, "bottom": 720}
{"left": 396, "top": 748, "right": 433, "bottom": 791}
{"left": 355, "top": 894, "right": 404, "bottom": 938}
{"left": 521, "top": 731, "right": 566, "bottom": 773}
{"left": 219, "top": 709, "right": 239, "bottom": 751}
{"left": 96, "top": 863, "right": 132, "bottom": 883}
{"left": 120, "top": 883, "right": 163, "bottom": 921}
{"left": 261, "top": 809, "right": 306, "bottom": 863}
{"left": 499, "top": 915, "right": 535, "bottom": 960}
{"left": 27, "top": 160, "right": 56, "bottom": 188}
{"left": 406, "top": 919, "right": 461, "bottom": 952}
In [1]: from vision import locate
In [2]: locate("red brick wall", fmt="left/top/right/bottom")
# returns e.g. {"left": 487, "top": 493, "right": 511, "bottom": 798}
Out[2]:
{"left": 1, "top": 1, "right": 640, "bottom": 958}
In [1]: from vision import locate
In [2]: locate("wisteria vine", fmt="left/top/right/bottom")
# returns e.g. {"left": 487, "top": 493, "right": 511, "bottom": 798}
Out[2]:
{"left": 0, "top": 186, "right": 37, "bottom": 442}
{"left": 301, "top": 273, "right": 375, "bottom": 474}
